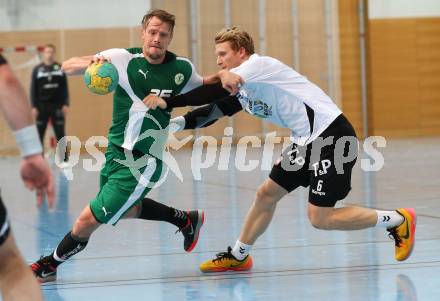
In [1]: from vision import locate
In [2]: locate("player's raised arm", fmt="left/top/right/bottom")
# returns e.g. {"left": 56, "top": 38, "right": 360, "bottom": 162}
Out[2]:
{"left": 61, "top": 55, "right": 111, "bottom": 76}
{"left": 61, "top": 55, "right": 94, "bottom": 75}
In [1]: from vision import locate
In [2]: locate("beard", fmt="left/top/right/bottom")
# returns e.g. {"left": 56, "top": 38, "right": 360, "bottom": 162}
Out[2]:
{"left": 145, "top": 47, "right": 165, "bottom": 61}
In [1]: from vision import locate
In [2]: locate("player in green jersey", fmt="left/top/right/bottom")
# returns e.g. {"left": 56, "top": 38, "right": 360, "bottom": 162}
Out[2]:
{"left": 31, "top": 9, "right": 212, "bottom": 283}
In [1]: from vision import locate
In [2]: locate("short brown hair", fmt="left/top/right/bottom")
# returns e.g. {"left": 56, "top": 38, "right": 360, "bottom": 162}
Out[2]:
{"left": 141, "top": 9, "right": 175, "bottom": 33}
{"left": 44, "top": 44, "right": 56, "bottom": 51}
{"left": 215, "top": 27, "right": 255, "bottom": 55}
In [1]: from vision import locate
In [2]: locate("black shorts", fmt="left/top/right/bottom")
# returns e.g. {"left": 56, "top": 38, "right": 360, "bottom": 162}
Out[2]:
{"left": 269, "top": 114, "right": 358, "bottom": 207}
{"left": 0, "top": 195, "right": 10, "bottom": 246}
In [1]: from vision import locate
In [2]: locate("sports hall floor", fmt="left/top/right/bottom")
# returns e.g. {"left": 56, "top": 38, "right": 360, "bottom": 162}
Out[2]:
{"left": 0, "top": 137, "right": 439, "bottom": 301}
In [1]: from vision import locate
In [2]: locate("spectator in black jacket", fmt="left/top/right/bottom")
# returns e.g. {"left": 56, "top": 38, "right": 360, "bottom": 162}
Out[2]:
{"left": 30, "top": 44, "right": 69, "bottom": 162}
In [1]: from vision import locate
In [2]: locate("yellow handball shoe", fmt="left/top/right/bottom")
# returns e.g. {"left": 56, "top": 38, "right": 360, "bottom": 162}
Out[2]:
{"left": 199, "top": 247, "right": 253, "bottom": 273}
{"left": 387, "top": 208, "right": 416, "bottom": 261}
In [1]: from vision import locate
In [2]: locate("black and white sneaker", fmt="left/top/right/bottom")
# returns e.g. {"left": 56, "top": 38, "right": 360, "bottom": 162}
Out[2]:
{"left": 177, "top": 210, "right": 205, "bottom": 252}
{"left": 30, "top": 255, "right": 57, "bottom": 283}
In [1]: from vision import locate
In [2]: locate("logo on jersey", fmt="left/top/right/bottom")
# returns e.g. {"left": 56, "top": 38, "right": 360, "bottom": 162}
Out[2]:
{"left": 247, "top": 100, "right": 272, "bottom": 118}
{"left": 175, "top": 73, "right": 184, "bottom": 85}
{"left": 102, "top": 207, "right": 112, "bottom": 217}
{"left": 138, "top": 69, "right": 148, "bottom": 79}
{"left": 237, "top": 89, "right": 272, "bottom": 118}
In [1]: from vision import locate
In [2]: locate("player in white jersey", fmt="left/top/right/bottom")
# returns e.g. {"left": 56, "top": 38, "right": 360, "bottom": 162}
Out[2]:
{"left": 143, "top": 27, "right": 417, "bottom": 272}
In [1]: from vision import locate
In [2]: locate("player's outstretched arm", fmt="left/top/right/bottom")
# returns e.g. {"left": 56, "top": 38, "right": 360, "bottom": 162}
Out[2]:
{"left": 61, "top": 55, "right": 95, "bottom": 75}
{"left": 171, "top": 96, "right": 242, "bottom": 131}
{"left": 144, "top": 83, "right": 230, "bottom": 110}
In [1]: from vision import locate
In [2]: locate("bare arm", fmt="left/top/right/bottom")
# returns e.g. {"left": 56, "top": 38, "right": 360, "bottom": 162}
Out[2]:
{"left": 217, "top": 69, "right": 244, "bottom": 94}
{"left": 0, "top": 64, "right": 34, "bottom": 130}
{"left": 61, "top": 55, "right": 95, "bottom": 75}
{"left": 202, "top": 73, "right": 221, "bottom": 85}
{"left": 0, "top": 61, "right": 55, "bottom": 207}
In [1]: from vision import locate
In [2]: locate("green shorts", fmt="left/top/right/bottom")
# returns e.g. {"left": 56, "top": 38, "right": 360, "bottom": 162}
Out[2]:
{"left": 90, "top": 143, "right": 163, "bottom": 225}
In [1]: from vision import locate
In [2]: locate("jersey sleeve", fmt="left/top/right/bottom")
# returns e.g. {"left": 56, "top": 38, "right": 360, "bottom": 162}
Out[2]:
{"left": 95, "top": 48, "right": 128, "bottom": 62}
{"left": 181, "top": 96, "right": 242, "bottom": 130}
{"left": 165, "top": 83, "right": 229, "bottom": 108}
{"left": 179, "top": 58, "right": 203, "bottom": 94}
{"left": 229, "top": 54, "right": 262, "bottom": 82}
{"left": 95, "top": 48, "right": 129, "bottom": 87}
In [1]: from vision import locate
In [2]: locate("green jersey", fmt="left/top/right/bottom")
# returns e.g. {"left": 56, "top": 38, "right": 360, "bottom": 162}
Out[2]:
{"left": 97, "top": 48, "right": 202, "bottom": 156}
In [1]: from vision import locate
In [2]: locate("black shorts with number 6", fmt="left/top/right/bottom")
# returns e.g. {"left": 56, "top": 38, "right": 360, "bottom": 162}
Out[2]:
{"left": 269, "top": 114, "right": 358, "bottom": 207}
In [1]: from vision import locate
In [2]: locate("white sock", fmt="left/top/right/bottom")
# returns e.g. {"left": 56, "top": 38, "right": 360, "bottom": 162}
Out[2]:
{"left": 231, "top": 240, "right": 252, "bottom": 261}
{"left": 375, "top": 210, "right": 404, "bottom": 229}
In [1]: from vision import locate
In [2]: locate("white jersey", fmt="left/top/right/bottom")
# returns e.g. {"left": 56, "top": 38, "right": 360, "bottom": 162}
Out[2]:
{"left": 231, "top": 54, "right": 342, "bottom": 145}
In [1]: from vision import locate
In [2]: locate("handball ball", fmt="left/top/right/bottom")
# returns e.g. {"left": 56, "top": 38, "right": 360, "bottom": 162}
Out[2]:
{"left": 84, "top": 62, "right": 119, "bottom": 95}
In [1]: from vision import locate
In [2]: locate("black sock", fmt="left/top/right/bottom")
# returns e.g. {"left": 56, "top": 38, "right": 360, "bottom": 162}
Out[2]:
{"left": 138, "top": 198, "right": 188, "bottom": 229}
{"left": 50, "top": 231, "right": 88, "bottom": 267}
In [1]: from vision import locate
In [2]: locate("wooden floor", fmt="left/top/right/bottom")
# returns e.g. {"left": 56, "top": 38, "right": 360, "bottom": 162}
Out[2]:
{"left": 0, "top": 137, "right": 439, "bottom": 301}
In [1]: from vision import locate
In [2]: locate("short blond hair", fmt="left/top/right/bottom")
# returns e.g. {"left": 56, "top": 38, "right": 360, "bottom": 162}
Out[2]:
{"left": 215, "top": 27, "right": 255, "bottom": 55}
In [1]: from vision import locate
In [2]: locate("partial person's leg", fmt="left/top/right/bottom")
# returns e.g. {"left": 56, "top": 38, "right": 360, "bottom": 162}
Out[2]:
{"left": 123, "top": 197, "right": 205, "bottom": 252}
{"left": 307, "top": 203, "right": 380, "bottom": 230}
{"left": 123, "top": 197, "right": 190, "bottom": 229}
{"left": 52, "top": 107, "right": 68, "bottom": 162}
{"left": 31, "top": 143, "right": 118, "bottom": 283}
{"left": 199, "top": 178, "right": 288, "bottom": 272}
{"left": 0, "top": 196, "right": 42, "bottom": 300}
{"left": 306, "top": 123, "right": 416, "bottom": 261}
{"left": 199, "top": 142, "right": 307, "bottom": 272}
{"left": 307, "top": 202, "right": 416, "bottom": 261}
{"left": 232, "top": 142, "right": 308, "bottom": 258}
{"left": 116, "top": 144, "right": 204, "bottom": 252}
{"left": 238, "top": 178, "right": 288, "bottom": 245}
{"left": 0, "top": 234, "right": 43, "bottom": 301}
{"left": 31, "top": 206, "right": 100, "bottom": 283}
{"left": 35, "top": 106, "right": 49, "bottom": 145}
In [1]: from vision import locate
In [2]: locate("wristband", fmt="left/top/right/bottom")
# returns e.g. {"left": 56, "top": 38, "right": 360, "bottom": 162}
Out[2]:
{"left": 13, "top": 125, "right": 43, "bottom": 157}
